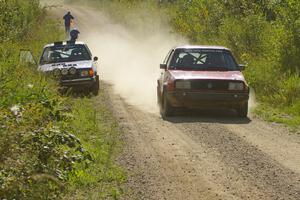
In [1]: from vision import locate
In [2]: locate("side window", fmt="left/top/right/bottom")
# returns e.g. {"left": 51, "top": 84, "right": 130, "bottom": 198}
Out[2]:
{"left": 85, "top": 44, "right": 93, "bottom": 58}
{"left": 224, "top": 52, "right": 238, "bottom": 69}
{"left": 42, "top": 48, "right": 50, "bottom": 62}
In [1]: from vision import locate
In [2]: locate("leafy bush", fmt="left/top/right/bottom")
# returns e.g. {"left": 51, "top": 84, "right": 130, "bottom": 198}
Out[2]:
{"left": 0, "top": 1, "right": 94, "bottom": 199}
{"left": 166, "top": 0, "right": 300, "bottom": 119}
{"left": 0, "top": 60, "right": 93, "bottom": 199}
{"left": 0, "top": 0, "right": 41, "bottom": 42}
{"left": 1, "top": 1, "right": 125, "bottom": 198}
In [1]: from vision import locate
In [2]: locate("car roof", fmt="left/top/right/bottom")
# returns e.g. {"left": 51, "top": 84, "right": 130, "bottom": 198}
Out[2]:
{"left": 43, "top": 41, "right": 86, "bottom": 48}
{"left": 174, "top": 45, "right": 230, "bottom": 51}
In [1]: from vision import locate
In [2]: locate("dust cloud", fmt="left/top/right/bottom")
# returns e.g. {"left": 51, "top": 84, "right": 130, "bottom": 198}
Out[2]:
{"left": 63, "top": 3, "right": 186, "bottom": 113}
{"left": 45, "top": 1, "right": 256, "bottom": 115}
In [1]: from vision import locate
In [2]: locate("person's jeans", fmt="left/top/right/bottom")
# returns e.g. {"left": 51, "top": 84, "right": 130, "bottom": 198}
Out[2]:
{"left": 65, "top": 26, "right": 71, "bottom": 38}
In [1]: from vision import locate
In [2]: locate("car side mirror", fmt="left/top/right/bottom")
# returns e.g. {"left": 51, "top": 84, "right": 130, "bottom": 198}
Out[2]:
{"left": 94, "top": 56, "right": 98, "bottom": 61}
{"left": 238, "top": 64, "right": 246, "bottom": 71}
{"left": 160, "top": 64, "right": 167, "bottom": 70}
{"left": 19, "top": 49, "right": 37, "bottom": 65}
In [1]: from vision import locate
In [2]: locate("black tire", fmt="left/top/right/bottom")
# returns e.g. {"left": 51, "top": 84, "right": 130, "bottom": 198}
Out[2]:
{"left": 91, "top": 75, "right": 99, "bottom": 95}
{"left": 157, "top": 86, "right": 161, "bottom": 104}
{"left": 160, "top": 92, "right": 174, "bottom": 118}
{"left": 237, "top": 102, "right": 248, "bottom": 118}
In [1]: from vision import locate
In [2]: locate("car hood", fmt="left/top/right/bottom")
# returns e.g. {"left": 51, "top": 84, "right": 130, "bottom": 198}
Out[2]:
{"left": 38, "top": 60, "right": 93, "bottom": 72}
{"left": 169, "top": 70, "right": 246, "bottom": 82}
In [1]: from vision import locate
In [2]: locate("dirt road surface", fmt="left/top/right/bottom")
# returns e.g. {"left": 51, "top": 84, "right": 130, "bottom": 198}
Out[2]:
{"left": 106, "top": 82, "right": 300, "bottom": 200}
{"left": 48, "top": 2, "right": 300, "bottom": 199}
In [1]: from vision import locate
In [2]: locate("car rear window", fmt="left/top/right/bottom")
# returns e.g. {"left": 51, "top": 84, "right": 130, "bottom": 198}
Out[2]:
{"left": 40, "top": 44, "right": 91, "bottom": 65}
{"left": 170, "top": 49, "right": 238, "bottom": 71}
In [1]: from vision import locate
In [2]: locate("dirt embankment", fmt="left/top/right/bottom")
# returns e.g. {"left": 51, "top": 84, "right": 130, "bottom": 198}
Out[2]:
{"left": 49, "top": 2, "right": 300, "bottom": 199}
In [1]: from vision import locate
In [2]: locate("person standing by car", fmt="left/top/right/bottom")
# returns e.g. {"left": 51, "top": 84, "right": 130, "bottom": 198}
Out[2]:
{"left": 63, "top": 11, "right": 74, "bottom": 36}
{"left": 70, "top": 28, "right": 80, "bottom": 42}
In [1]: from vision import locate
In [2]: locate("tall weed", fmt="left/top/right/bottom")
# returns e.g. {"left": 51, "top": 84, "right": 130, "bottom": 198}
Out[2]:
{"left": 0, "top": 1, "right": 91, "bottom": 199}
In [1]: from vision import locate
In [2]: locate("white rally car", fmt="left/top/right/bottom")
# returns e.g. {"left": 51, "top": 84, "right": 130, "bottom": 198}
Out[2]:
{"left": 38, "top": 41, "right": 99, "bottom": 95}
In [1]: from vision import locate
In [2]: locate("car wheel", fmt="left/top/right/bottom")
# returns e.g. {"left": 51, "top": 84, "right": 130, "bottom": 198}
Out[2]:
{"left": 160, "top": 92, "right": 174, "bottom": 118}
{"left": 91, "top": 75, "right": 99, "bottom": 95}
{"left": 237, "top": 102, "right": 248, "bottom": 118}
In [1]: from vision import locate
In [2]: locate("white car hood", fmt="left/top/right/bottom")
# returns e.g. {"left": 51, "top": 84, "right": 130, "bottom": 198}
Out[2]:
{"left": 39, "top": 60, "right": 93, "bottom": 72}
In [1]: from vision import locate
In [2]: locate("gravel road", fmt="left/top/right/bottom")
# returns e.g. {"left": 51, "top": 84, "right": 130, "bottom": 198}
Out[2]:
{"left": 49, "top": 2, "right": 300, "bottom": 199}
{"left": 105, "top": 83, "right": 300, "bottom": 200}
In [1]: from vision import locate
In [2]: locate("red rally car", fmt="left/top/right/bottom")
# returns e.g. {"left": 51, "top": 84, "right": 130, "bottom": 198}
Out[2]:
{"left": 157, "top": 45, "right": 249, "bottom": 118}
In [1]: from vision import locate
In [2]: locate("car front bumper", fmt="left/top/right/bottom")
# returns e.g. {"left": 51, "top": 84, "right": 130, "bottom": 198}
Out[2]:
{"left": 60, "top": 77, "right": 96, "bottom": 87}
{"left": 166, "top": 91, "right": 249, "bottom": 109}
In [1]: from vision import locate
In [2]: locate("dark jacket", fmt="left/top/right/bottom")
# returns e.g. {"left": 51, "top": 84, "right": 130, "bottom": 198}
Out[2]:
{"left": 63, "top": 13, "right": 74, "bottom": 26}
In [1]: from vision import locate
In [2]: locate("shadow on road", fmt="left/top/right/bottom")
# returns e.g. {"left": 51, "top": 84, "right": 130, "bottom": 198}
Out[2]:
{"left": 165, "top": 109, "right": 252, "bottom": 124}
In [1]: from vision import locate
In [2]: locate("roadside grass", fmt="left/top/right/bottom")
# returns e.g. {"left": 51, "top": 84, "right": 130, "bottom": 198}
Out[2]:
{"left": 0, "top": 1, "right": 125, "bottom": 199}
{"left": 254, "top": 104, "right": 300, "bottom": 128}
{"left": 64, "top": 90, "right": 125, "bottom": 199}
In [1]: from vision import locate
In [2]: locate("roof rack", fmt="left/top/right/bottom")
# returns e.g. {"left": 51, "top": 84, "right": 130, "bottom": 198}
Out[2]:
{"left": 54, "top": 41, "right": 63, "bottom": 46}
{"left": 67, "top": 40, "right": 76, "bottom": 45}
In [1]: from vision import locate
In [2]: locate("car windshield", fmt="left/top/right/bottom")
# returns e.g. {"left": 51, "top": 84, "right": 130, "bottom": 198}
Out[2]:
{"left": 40, "top": 44, "right": 91, "bottom": 64}
{"left": 170, "top": 49, "right": 238, "bottom": 71}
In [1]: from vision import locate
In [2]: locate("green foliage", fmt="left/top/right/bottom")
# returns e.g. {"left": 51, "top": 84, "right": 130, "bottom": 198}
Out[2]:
{"left": 0, "top": 0, "right": 41, "bottom": 42}
{"left": 0, "top": 1, "right": 90, "bottom": 199}
{"left": 166, "top": 0, "right": 300, "bottom": 114}
{"left": 0, "top": 62, "right": 93, "bottom": 199}
{"left": 0, "top": 39, "right": 92, "bottom": 200}
{"left": 0, "top": 1, "right": 125, "bottom": 199}
{"left": 64, "top": 97, "right": 125, "bottom": 199}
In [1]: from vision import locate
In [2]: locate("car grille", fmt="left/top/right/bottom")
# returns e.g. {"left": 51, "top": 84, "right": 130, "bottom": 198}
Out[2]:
{"left": 61, "top": 73, "right": 80, "bottom": 80}
{"left": 61, "top": 68, "right": 90, "bottom": 80}
{"left": 190, "top": 80, "right": 229, "bottom": 91}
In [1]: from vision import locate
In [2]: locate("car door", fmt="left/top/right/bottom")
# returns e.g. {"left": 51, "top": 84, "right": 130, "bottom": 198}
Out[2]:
{"left": 19, "top": 49, "right": 37, "bottom": 65}
{"left": 158, "top": 49, "right": 174, "bottom": 95}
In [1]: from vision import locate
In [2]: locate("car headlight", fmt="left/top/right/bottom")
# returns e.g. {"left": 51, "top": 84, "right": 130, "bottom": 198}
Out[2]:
{"left": 228, "top": 82, "right": 244, "bottom": 90}
{"left": 80, "top": 70, "right": 89, "bottom": 77}
{"left": 69, "top": 67, "right": 77, "bottom": 75}
{"left": 176, "top": 81, "right": 191, "bottom": 89}
{"left": 52, "top": 68, "right": 61, "bottom": 77}
{"left": 61, "top": 68, "right": 69, "bottom": 75}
